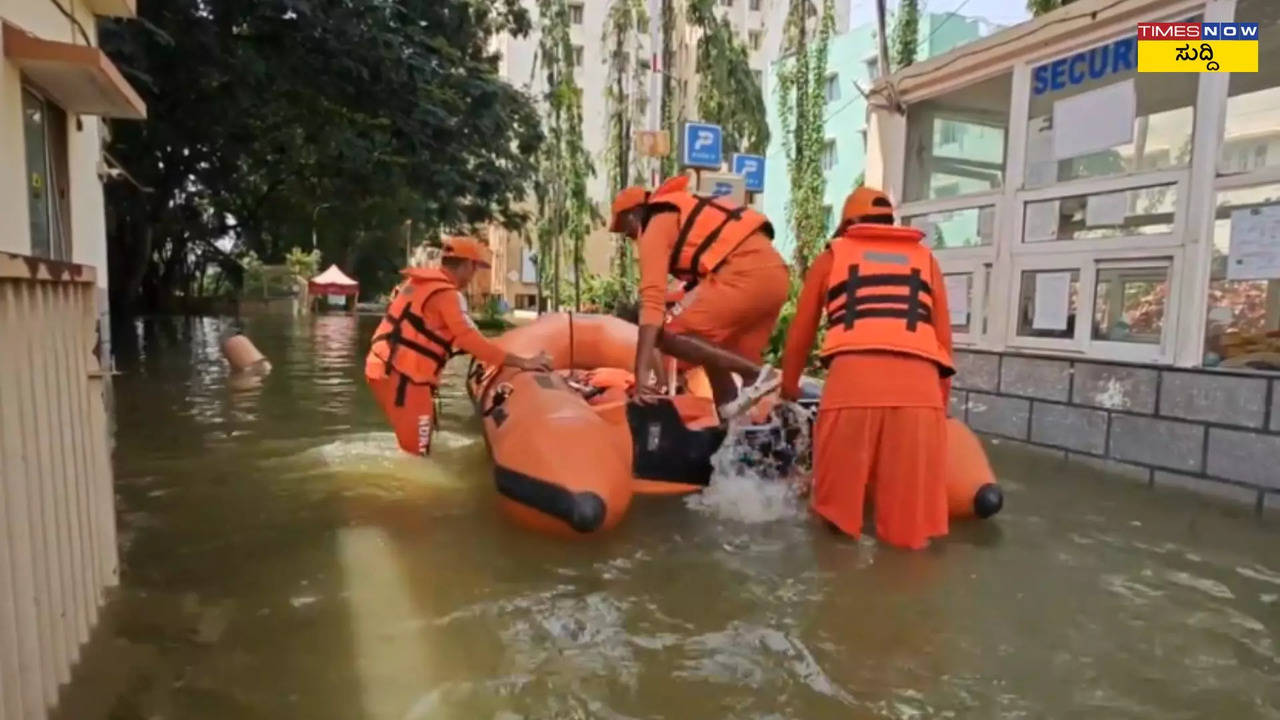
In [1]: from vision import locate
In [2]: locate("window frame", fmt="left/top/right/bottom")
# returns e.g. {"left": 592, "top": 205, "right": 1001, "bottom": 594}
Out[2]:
{"left": 568, "top": 2, "right": 584, "bottom": 24}
{"left": 938, "top": 258, "right": 988, "bottom": 346}
{"left": 21, "top": 84, "right": 71, "bottom": 262}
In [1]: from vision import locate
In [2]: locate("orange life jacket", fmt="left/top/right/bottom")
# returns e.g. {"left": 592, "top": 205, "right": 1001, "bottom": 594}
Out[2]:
{"left": 820, "top": 224, "right": 955, "bottom": 377}
{"left": 643, "top": 189, "right": 773, "bottom": 282}
{"left": 366, "top": 268, "right": 457, "bottom": 394}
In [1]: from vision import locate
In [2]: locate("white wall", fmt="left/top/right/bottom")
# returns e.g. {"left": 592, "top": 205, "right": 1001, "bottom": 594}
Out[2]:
{"left": 1, "top": 0, "right": 113, "bottom": 363}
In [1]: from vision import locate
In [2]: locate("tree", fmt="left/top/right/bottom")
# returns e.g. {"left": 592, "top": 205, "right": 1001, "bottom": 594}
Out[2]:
{"left": 687, "top": 0, "right": 769, "bottom": 155}
{"left": 892, "top": 0, "right": 920, "bottom": 69}
{"left": 775, "top": 0, "right": 835, "bottom": 275}
{"left": 532, "top": 0, "right": 595, "bottom": 311}
{"left": 99, "top": 0, "right": 543, "bottom": 314}
{"left": 603, "top": 0, "right": 651, "bottom": 295}
{"left": 1028, "top": 0, "right": 1080, "bottom": 15}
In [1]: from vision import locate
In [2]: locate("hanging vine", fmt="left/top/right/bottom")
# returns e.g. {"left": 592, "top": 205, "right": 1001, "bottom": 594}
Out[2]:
{"left": 687, "top": 0, "right": 769, "bottom": 155}
{"left": 775, "top": 0, "right": 835, "bottom": 275}
{"left": 659, "top": 0, "right": 680, "bottom": 178}
{"left": 603, "top": 0, "right": 651, "bottom": 295}
{"left": 533, "top": 0, "right": 595, "bottom": 310}
{"left": 892, "top": 0, "right": 920, "bottom": 69}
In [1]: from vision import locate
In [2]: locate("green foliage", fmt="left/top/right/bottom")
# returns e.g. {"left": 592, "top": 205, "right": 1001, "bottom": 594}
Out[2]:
{"left": 284, "top": 247, "right": 321, "bottom": 280}
{"left": 473, "top": 296, "right": 515, "bottom": 331}
{"left": 688, "top": 0, "right": 769, "bottom": 155}
{"left": 892, "top": 0, "right": 920, "bottom": 69}
{"left": 99, "top": 0, "right": 542, "bottom": 313}
{"left": 579, "top": 272, "right": 636, "bottom": 315}
{"left": 603, "top": 0, "right": 650, "bottom": 295}
{"left": 1028, "top": 0, "right": 1076, "bottom": 15}
{"left": 775, "top": 0, "right": 835, "bottom": 276}
{"left": 533, "top": 0, "right": 596, "bottom": 312}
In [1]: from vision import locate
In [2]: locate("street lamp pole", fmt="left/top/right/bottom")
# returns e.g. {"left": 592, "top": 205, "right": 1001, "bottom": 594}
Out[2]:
{"left": 311, "top": 203, "right": 333, "bottom": 249}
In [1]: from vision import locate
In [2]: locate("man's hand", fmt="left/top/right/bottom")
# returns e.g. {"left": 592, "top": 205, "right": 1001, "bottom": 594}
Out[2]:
{"left": 631, "top": 378, "right": 665, "bottom": 405}
{"left": 511, "top": 351, "right": 553, "bottom": 372}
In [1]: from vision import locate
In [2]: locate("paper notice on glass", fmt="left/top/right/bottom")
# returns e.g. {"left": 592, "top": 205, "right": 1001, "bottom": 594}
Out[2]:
{"left": 1227, "top": 205, "right": 1280, "bottom": 280}
{"left": 1033, "top": 272, "right": 1072, "bottom": 331}
{"left": 1024, "top": 201, "right": 1060, "bottom": 242}
{"left": 944, "top": 275, "right": 970, "bottom": 327}
{"left": 1025, "top": 115, "right": 1057, "bottom": 187}
{"left": 1053, "top": 79, "right": 1136, "bottom": 161}
{"left": 1085, "top": 191, "right": 1128, "bottom": 227}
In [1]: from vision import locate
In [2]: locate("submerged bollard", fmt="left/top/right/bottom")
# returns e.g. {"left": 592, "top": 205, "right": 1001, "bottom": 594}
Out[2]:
{"left": 221, "top": 333, "right": 272, "bottom": 375}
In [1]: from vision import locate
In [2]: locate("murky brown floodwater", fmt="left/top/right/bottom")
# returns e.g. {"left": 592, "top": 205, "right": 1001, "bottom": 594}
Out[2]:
{"left": 60, "top": 314, "right": 1280, "bottom": 719}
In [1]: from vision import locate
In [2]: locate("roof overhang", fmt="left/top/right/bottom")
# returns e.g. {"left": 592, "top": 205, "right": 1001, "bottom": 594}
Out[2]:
{"left": 84, "top": 0, "right": 137, "bottom": 19}
{"left": 871, "top": 0, "right": 1203, "bottom": 104}
{"left": 3, "top": 21, "right": 146, "bottom": 120}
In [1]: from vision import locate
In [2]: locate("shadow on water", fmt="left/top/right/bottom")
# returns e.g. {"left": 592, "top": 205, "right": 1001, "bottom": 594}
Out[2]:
{"left": 58, "top": 314, "right": 1280, "bottom": 720}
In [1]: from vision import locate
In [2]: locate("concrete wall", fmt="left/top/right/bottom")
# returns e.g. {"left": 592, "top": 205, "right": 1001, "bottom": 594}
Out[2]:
{"left": 1, "top": 0, "right": 113, "bottom": 367}
{"left": 952, "top": 349, "right": 1280, "bottom": 512}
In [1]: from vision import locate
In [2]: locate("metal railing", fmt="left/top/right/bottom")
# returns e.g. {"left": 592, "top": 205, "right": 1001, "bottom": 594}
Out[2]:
{"left": 0, "top": 251, "right": 118, "bottom": 720}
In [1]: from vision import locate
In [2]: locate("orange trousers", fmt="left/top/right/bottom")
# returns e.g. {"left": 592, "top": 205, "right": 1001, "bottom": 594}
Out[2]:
{"left": 367, "top": 374, "right": 437, "bottom": 456}
{"left": 813, "top": 406, "right": 949, "bottom": 550}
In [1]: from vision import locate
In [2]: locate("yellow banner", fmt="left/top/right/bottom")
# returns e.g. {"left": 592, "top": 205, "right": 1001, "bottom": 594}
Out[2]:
{"left": 1138, "top": 40, "right": 1258, "bottom": 72}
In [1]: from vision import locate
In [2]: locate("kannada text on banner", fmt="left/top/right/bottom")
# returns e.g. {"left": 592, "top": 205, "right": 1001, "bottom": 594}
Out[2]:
{"left": 1137, "top": 22, "right": 1258, "bottom": 73}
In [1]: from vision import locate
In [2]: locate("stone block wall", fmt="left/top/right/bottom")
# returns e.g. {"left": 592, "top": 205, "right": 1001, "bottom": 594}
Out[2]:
{"left": 952, "top": 350, "right": 1280, "bottom": 513}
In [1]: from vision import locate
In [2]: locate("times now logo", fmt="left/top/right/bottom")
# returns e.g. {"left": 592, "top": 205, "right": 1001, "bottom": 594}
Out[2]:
{"left": 1137, "top": 22, "right": 1259, "bottom": 40}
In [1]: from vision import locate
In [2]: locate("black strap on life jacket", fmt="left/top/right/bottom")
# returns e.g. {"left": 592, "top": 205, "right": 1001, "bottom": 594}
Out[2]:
{"left": 372, "top": 288, "right": 454, "bottom": 382}
{"left": 668, "top": 196, "right": 757, "bottom": 277}
{"left": 826, "top": 264, "right": 934, "bottom": 330}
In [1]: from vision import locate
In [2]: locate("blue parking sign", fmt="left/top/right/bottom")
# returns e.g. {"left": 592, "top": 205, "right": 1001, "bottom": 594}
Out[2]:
{"left": 732, "top": 154, "right": 766, "bottom": 193}
{"left": 710, "top": 181, "right": 734, "bottom": 197}
{"left": 682, "top": 122, "right": 722, "bottom": 169}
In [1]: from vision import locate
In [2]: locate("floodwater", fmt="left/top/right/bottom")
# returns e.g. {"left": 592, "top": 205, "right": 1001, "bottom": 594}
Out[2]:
{"left": 61, "top": 314, "right": 1280, "bottom": 719}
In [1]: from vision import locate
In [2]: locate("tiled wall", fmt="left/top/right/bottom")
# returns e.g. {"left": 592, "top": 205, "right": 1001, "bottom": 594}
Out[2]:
{"left": 952, "top": 350, "right": 1280, "bottom": 513}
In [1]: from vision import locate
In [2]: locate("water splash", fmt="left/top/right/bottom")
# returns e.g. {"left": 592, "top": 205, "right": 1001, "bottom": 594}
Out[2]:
{"left": 684, "top": 401, "right": 814, "bottom": 524}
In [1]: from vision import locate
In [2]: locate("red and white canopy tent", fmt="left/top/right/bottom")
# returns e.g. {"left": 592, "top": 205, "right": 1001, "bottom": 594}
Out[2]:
{"left": 308, "top": 265, "right": 359, "bottom": 311}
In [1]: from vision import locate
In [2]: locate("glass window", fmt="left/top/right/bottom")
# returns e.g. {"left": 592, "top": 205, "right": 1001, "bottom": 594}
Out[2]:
{"left": 638, "top": 15, "right": 650, "bottom": 34}
{"left": 1220, "top": 0, "right": 1280, "bottom": 175}
{"left": 23, "top": 89, "right": 51, "bottom": 258}
{"left": 821, "top": 139, "right": 837, "bottom": 171}
{"left": 569, "top": 3, "right": 583, "bottom": 24}
{"left": 721, "top": 0, "right": 732, "bottom": 6}
{"left": 1023, "top": 184, "right": 1176, "bottom": 243}
{"left": 1092, "top": 264, "right": 1169, "bottom": 345}
{"left": 572, "top": 45, "right": 583, "bottom": 67}
{"left": 945, "top": 273, "right": 973, "bottom": 332}
{"left": 750, "top": 0, "right": 761, "bottom": 10}
{"left": 1025, "top": 31, "right": 1197, "bottom": 189}
{"left": 904, "top": 73, "right": 1010, "bottom": 202}
{"left": 750, "top": 31, "right": 761, "bottom": 51}
{"left": 751, "top": 70, "right": 762, "bottom": 87}
{"left": 822, "top": 204, "right": 833, "bottom": 235}
{"left": 825, "top": 73, "right": 840, "bottom": 103}
{"left": 865, "top": 57, "right": 880, "bottom": 81}
{"left": 906, "top": 206, "right": 995, "bottom": 250}
{"left": 1017, "top": 269, "right": 1080, "bottom": 339}
{"left": 1203, "top": 183, "right": 1280, "bottom": 370}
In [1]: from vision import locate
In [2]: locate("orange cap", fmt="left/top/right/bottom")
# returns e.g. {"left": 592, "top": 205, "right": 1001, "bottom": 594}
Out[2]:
{"left": 441, "top": 235, "right": 492, "bottom": 267}
{"left": 840, "top": 186, "right": 895, "bottom": 225}
{"left": 610, "top": 186, "right": 649, "bottom": 232}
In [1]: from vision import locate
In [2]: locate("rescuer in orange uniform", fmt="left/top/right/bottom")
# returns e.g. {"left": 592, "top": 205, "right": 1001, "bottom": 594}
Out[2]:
{"left": 610, "top": 175, "right": 790, "bottom": 419}
{"left": 780, "top": 187, "right": 955, "bottom": 550}
{"left": 366, "top": 237, "right": 551, "bottom": 456}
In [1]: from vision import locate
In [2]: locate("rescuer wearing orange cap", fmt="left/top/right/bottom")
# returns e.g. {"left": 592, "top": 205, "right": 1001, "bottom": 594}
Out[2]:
{"left": 365, "top": 236, "right": 551, "bottom": 456}
{"left": 780, "top": 187, "right": 955, "bottom": 550}
{"left": 609, "top": 176, "right": 790, "bottom": 420}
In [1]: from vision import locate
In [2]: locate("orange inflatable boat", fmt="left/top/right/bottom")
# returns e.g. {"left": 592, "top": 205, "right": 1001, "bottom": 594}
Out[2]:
{"left": 464, "top": 313, "right": 1002, "bottom": 536}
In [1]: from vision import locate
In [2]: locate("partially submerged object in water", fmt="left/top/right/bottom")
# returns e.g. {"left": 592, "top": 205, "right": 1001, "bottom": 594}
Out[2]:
{"left": 221, "top": 333, "right": 272, "bottom": 376}
{"left": 463, "top": 313, "right": 1002, "bottom": 537}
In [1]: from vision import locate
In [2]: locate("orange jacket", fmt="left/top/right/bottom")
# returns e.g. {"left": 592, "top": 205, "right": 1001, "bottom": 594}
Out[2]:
{"left": 820, "top": 225, "right": 954, "bottom": 375}
{"left": 365, "top": 268, "right": 507, "bottom": 386}
{"left": 642, "top": 186, "right": 772, "bottom": 282}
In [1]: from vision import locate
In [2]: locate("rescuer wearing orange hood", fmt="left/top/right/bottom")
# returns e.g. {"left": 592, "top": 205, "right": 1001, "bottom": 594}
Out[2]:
{"left": 365, "top": 236, "right": 551, "bottom": 456}
{"left": 780, "top": 187, "right": 955, "bottom": 550}
{"left": 610, "top": 175, "right": 790, "bottom": 420}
